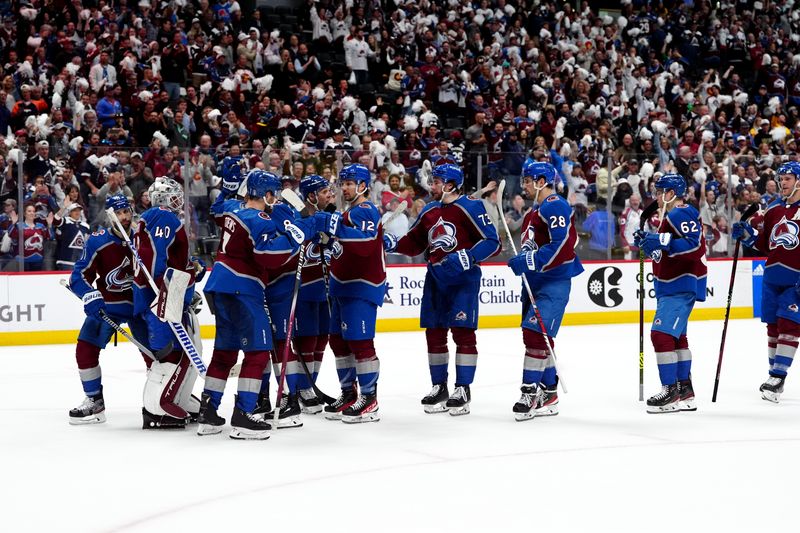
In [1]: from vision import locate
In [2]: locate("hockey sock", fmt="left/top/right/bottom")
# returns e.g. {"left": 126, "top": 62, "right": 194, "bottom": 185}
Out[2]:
{"left": 652, "top": 331, "right": 678, "bottom": 385}
{"left": 774, "top": 318, "right": 800, "bottom": 376}
{"left": 350, "top": 339, "right": 379, "bottom": 394}
{"left": 329, "top": 334, "right": 356, "bottom": 389}
{"left": 767, "top": 323, "right": 778, "bottom": 370}
{"left": 294, "top": 336, "right": 317, "bottom": 390}
{"left": 204, "top": 349, "right": 238, "bottom": 409}
{"left": 676, "top": 335, "right": 692, "bottom": 381}
{"left": 452, "top": 327, "right": 477, "bottom": 385}
{"left": 540, "top": 337, "right": 557, "bottom": 386}
{"left": 140, "top": 352, "right": 153, "bottom": 369}
{"left": 522, "top": 328, "right": 548, "bottom": 385}
{"left": 313, "top": 334, "right": 328, "bottom": 382}
{"left": 425, "top": 328, "right": 449, "bottom": 384}
{"left": 237, "top": 350, "right": 269, "bottom": 412}
{"left": 76, "top": 340, "right": 102, "bottom": 397}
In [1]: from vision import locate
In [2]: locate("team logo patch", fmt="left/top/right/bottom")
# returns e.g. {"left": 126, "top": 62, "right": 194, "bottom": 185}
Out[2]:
{"left": 341, "top": 321, "right": 348, "bottom": 331}
{"left": 651, "top": 250, "right": 663, "bottom": 263}
{"left": 105, "top": 257, "right": 133, "bottom": 293}
{"left": 528, "top": 315, "right": 538, "bottom": 324}
{"left": 455, "top": 311, "right": 467, "bottom": 321}
{"left": 68, "top": 231, "right": 86, "bottom": 250}
{"left": 654, "top": 318, "right": 662, "bottom": 325}
{"left": 770, "top": 216, "right": 800, "bottom": 250}
{"left": 24, "top": 232, "right": 44, "bottom": 252}
{"left": 258, "top": 212, "right": 271, "bottom": 220}
{"left": 790, "top": 304, "right": 799, "bottom": 313}
{"left": 429, "top": 217, "right": 458, "bottom": 252}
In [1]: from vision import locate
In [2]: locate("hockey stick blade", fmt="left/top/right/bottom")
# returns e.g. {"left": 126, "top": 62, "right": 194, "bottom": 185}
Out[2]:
{"left": 280, "top": 188, "right": 307, "bottom": 212}
{"left": 639, "top": 200, "right": 660, "bottom": 230}
{"left": 741, "top": 202, "right": 760, "bottom": 223}
{"left": 383, "top": 202, "right": 407, "bottom": 225}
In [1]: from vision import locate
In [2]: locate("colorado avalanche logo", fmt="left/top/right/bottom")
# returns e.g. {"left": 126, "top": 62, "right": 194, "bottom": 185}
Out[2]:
{"left": 521, "top": 227, "right": 539, "bottom": 253}
{"left": 651, "top": 250, "right": 663, "bottom": 263}
{"left": 429, "top": 217, "right": 458, "bottom": 253}
{"left": 105, "top": 257, "right": 133, "bottom": 293}
{"left": 24, "top": 233, "right": 44, "bottom": 252}
{"left": 769, "top": 216, "right": 800, "bottom": 250}
{"left": 305, "top": 244, "right": 322, "bottom": 265}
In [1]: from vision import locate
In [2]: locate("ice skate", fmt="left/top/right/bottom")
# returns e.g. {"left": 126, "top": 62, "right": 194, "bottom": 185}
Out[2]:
{"left": 646, "top": 383, "right": 680, "bottom": 414}
{"left": 421, "top": 383, "right": 449, "bottom": 414}
{"left": 512, "top": 385, "right": 538, "bottom": 422}
{"left": 324, "top": 385, "right": 358, "bottom": 421}
{"left": 760, "top": 375, "right": 786, "bottom": 403}
{"left": 342, "top": 392, "right": 380, "bottom": 423}
{"left": 69, "top": 395, "right": 106, "bottom": 425}
{"left": 272, "top": 393, "right": 303, "bottom": 428}
{"left": 252, "top": 392, "right": 272, "bottom": 417}
{"left": 229, "top": 406, "right": 271, "bottom": 440}
{"left": 196, "top": 393, "right": 225, "bottom": 436}
{"left": 535, "top": 384, "right": 559, "bottom": 416}
{"left": 446, "top": 385, "right": 471, "bottom": 416}
{"left": 299, "top": 388, "right": 324, "bottom": 415}
{"left": 678, "top": 379, "right": 697, "bottom": 412}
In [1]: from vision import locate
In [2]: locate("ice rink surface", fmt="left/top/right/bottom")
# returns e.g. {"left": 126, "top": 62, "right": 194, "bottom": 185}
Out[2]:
{"left": 3, "top": 318, "right": 800, "bottom": 532}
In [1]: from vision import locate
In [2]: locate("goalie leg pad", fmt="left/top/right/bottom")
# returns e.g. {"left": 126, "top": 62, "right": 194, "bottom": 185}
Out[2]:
{"left": 143, "top": 357, "right": 191, "bottom": 421}
{"left": 156, "top": 267, "right": 191, "bottom": 323}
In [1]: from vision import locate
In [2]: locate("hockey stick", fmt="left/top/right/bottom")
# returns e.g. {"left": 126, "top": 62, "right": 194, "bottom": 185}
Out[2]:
{"left": 638, "top": 200, "right": 660, "bottom": 401}
{"left": 273, "top": 242, "right": 308, "bottom": 429}
{"left": 496, "top": 179, "right": 567, "bottom": 393}
{"left": 60, "top": 278, "right": 156, "bottom": 360}
{"left": 105, "top": 208, "right": 208, "bottom": 377}
{"left": 712, "top": 202, "right": 760, "bottom": 402}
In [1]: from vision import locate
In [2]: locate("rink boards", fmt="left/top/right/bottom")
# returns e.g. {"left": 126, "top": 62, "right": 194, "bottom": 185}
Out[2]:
{"left": 0, "top": 259, "right": 759, "bottom": 346}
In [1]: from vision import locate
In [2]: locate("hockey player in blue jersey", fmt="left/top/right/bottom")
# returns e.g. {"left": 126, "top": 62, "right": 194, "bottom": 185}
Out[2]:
{"left": 68, "top": 194, "right": 149, "bottom": 424}
{"left": 197, "top": 169, "right": 314, "bottom": 439}
{"left": 313, "top": 163, "right": 387, "bottom": 423}
{"left": 506, "top": 161, "right": 583, "bottom": 421}
{"left": 733, "top": 162, "right": 800, "bottom": 402}
{"left": 132, "top": 177, "right": 203, "bottom": 429}
{"left": 634, "top": 173, "right": 707, "bottom": 413}
{"left": 384, "top": 163, "right": 500, "bottom": 415}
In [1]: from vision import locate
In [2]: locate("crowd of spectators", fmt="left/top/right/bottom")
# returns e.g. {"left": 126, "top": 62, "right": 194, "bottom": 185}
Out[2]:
{"left": 0, "top": 0, "right": 798, "bottom": 270}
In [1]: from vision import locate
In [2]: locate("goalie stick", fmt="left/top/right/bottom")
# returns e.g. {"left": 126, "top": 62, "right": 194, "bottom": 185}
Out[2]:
{"left": 496, "top": 179, "right": 567, "bottom": 393}
{"left": 105, "top": 207, "right": 208, "bottom": 377}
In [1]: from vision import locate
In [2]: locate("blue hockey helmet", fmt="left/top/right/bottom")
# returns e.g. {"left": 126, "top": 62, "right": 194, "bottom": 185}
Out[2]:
{"left": 339, "top": 163, "right": 371, "bottom": 187}
{"left": 777, "top": 161, "right": 800, "bottom": 178}
{"left": 522, "top": 160, "right": 557, "bottom": 186}
{"left": 246, "top": 169, "right": 281, "bottom": 198}
{"left": 299, "top": 174, "right": 330, "bottom": 201}
{"left": 654, "top": 173, "right": 687, "bottom": 197}
{"left": 105, "top": 193, "right": 131, "bottom": 212}
{"left": 431, "top": 163, "right": 465, "bottom": 189}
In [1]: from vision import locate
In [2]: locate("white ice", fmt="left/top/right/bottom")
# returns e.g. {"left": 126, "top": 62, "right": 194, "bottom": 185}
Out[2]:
{"left": 2, "top": 319, "right": 800, "bottom": 533}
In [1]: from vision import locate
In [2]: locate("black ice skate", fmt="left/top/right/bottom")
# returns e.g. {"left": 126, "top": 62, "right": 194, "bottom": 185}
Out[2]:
{"left": 646, "top": 383, "right": 680, "bottom": 414}
{"left": 324, "top": 385, "right": 358, "bottom": 421}
{"left": 535, "top": 383, "right": 559, "bottom": 417}
{"left": 230, "top": 403, "right": 271, "bottom": 440}
{"left": 142, "top": 408, "right": 187, "bottom": 429}
{"left": 299, "top": 388, "right": 324, "bottom": 415}
{"left": 69, "top": 394, "right": 106, "bottom": 425}
{"left": 271, "top": 393, "right": 303, "bottom": 429}
{"left": 196, "top": 393, "right": 226, "bottom": 436}
{"left": 760, "top": 374, "right": 786, "bottom": 403}
{"left": 678, "top": 379, "right": 697, "bottom": 412}
{"left": 512, "top": 385, "right": 538, "bottom": 422}
{"left": 252, "top": 392, "right": 272, "bottom": 417}
{"left": 421, "top": 383, "right": 449, "bottom": 414}
{"left": 342, "top": 392, "right": 380, "bottom": 424}
{"left": 446, "top": 385, "right": 471, "bottom": 416}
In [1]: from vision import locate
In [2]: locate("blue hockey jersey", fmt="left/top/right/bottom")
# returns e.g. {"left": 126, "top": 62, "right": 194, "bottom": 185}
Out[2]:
{"left": 652, "top": 204, "right": 707, "bottom": 301}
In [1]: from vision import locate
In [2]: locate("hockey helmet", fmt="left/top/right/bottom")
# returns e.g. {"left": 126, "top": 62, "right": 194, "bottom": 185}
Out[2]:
{"left": 654, "top": 173, "right": 687, "bottom": 197}
{"left": 777, "top": 161, "right": 800, "bottom": 178}
{"left": 149, "top": 177, "right": 184, "bottom": 212}
{"left": 105, "top": 193, "right": 131, "bottom": 212}
{"left": 339, "top": 163, "right": 371, "bottom": 187}
{"left": 299, "top": 174, "right": 330, "bottom": 201}
{"left": 522, "top": 160, "right": 557, "bottom": 186}
{"left": 431, "top": 163, "right": 465, "bottom": 189}
{"left": 246, "top": 169, "right": 281, "bottom": 198}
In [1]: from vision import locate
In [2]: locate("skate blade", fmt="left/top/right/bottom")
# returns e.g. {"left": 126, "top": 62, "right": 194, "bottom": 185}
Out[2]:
{"left": 300, "top": 405, "right": 324, "bottom": 415}
{"left": 229, "top": 427, "right": 271, "bottom": 440}
{"left": 534, "top": 406, "right": 559, "bottom": 417}
{"left": 324, "top": 411, "right": 344, "bottom": 421}
{"left": 678, "top": 399, "right": 697, "bottom": 411}
{"left": 514, "top": 411, "right": 535, "bottom": 422}
{"left": 423, "top": 402, "right": 448, "bottom": 414}
{"left": 646, "top": 403, "right": 680, "bottom": 414}
{"left": 68, "top": 412, "right": 107, "bottom": 425}
{"left": 197, "top": 424, "right": 224, "bottom": 436}
{"left": 762, "top": 391, "right": 781, "bottom": 403}
{"left": 276, "top": 416, "right": 303, "bottom": 429}
{"left": 342, "top": 412, "right": 380, "bottom": 424}
{"left": 448, "top": 405, "right": 470, "bottom": 416}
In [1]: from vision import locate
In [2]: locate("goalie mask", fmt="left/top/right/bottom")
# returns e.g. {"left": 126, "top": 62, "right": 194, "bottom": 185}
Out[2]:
{"left": 149, "top": 177, "right": 184, "bottom": 212}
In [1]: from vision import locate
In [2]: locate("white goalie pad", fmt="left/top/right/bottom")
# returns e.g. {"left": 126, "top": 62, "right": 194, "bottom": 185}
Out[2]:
{"left": 156, "top": 268, "right": 191, "bottom": 323}
{"left": 143, "top": 357, "right": 198, "bottom": 419}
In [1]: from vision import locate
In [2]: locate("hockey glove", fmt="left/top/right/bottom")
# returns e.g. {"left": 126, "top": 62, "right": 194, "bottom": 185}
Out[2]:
{"left": 323, "top": 241, "right": 342, "bottom": 265}
{"left": 222, "top": 174, "right": 242, "bottom": 194}
{"left": 283, "top": 218, "right": 316, "bottom": 245}
{"left": 732, "top": 221, "right": 758, "bottom": 247}
{"left": 507, "top": 251, "right": 536, "bottom": 276}
{"left": 640, "top": 232, "right": 672, "bottom": 258}
{"left": 191, "top": 256, "right": 207, "bottom": 284}
{"left": 441, "top": 249, "right": 474, "bottom": 277}
{"left": 82, "top": 290, "right": 106, "bottom": 319}
{"left": 313, "top": 211, "right": 341, "bottom": 236}
{"left": 383, "top": 233, "right": 398, "bottom": 253}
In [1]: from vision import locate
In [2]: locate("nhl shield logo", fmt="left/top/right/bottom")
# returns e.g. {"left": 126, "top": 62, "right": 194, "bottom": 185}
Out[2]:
{"left": 429, "top": 217, "right": 458, "bottom": 253}
{"left": 770, "top": 216, "right": 800, "bottom": 250}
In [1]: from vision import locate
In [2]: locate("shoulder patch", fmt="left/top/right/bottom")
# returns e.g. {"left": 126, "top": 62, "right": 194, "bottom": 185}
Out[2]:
{"left": 92, "top": 229, "right": 106, "bottom": 236}
{"left": 546, "top": 195, "right": 559, "bottom": 202}
{"left": 258, "top": 212, "right": 271, "bottom": 220}
{"left": 675, "top": 204, "right": 688, "bottom": 209}
{"left": 358, "top": 203, "right": 372, "bottom": 209}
